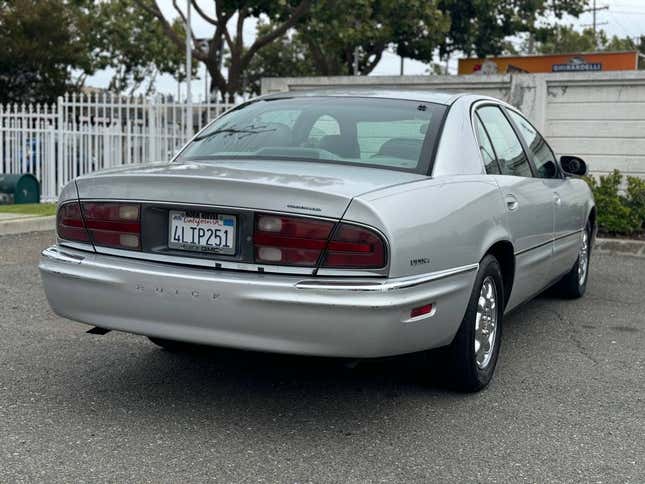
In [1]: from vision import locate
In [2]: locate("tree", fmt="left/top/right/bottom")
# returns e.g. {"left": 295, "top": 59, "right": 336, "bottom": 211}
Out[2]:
{"left": 530, "top": 25, "right": 645, "bottom": 69}
{"left": 437, "top": 0, "right": 589, "bottom": 58}
{"left": 295, "top": 0, "right": 450, "bottom": 76}
{"left": 0, "top": 0, "right": 95, "bottom": 104}
{"left": 133, "top": 0, "right": 312, "bottom": 101}
{"left": 242, "top": 23, "right": 317, "bottom": 95}
{"left": 91, "top": 0, "right": 188, "bottom": 95}
{"left": 533, "top": 25, "right": 599, "bottom": 54}
{"left": 242, "top": 0, "right": 589, "bottom": 86}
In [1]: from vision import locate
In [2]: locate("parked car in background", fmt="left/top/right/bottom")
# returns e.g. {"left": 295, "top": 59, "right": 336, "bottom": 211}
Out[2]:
{"left": 40, "top": 90, "right": 595, "bottom": 392}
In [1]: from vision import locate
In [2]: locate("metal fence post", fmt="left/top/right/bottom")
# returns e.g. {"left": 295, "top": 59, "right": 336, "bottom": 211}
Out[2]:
{"left": 0, "top": 103, "right": 4, "bottom": 174}
{"left": 56, "top": 96, "right": 64, "bottom": 199}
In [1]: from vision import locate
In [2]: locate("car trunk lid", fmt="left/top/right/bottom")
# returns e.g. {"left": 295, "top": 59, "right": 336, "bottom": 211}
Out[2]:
{"left": 75, "top": 160, "right": 426, "bottom": 218}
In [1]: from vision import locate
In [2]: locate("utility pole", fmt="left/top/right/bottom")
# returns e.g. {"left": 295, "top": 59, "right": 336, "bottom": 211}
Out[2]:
{"left": 400, "top": 56, "right": 404, "bottom": 76}
{"left": 584, "top": 0, "right": 609, "bottom": 37}
{"left": 593, "top": 0, "right": 597, "bottom": 34}
{"left": 185, "top": 0, "right": 192, "bottom": 137}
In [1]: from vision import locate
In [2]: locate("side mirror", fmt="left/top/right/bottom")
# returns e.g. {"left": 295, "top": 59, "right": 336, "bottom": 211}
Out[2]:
{"left": 559, "top": 156, "right": 588, "bottom": 177}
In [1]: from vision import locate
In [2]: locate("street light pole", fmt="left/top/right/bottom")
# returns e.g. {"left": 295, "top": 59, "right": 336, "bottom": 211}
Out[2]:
{"left": 185, "top": 0, "right": 192, "bottom": 138}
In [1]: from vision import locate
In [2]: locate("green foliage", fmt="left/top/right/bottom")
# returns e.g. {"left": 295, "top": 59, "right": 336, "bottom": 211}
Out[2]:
{"left": 293, "top": 0, "right": 450, "bottom": 76}
{"left": 585, "top": 170, "right": 645, "bottom": 235}
{"left": 242, "top": 23, "right": 317, "bottom": 96}
{"left": 91, "top": 0, "right": 188, "bottom": 94}
{"left": 246, "top": 0, "right": 589, "bottom": 80}
{"left": 0, "top": 0, "right": 96, "bottom": 104}
{"left": 0, "top": 0, "right": 186, "bottom": 101}
{"left": 438, "top": 0, "right": 588, "bottom": 57}
{"left": 532, "top": 25, "right": 645, "bottom": 68}
{"left": 626, "top": 176, "right": 645, "bottom": 227}
{"left": 534, "top": 25, "right": 600, "bottom": 54}
{"left": 0, "top": 203, "right": 56, "bottom": 216}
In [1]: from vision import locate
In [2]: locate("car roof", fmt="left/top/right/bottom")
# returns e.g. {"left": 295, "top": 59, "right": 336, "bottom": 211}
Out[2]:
{"left": 259, "top": 89, "right": 466, "bottom": 106}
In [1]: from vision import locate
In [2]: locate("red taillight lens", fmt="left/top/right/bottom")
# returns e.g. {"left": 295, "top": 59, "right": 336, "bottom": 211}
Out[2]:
{"left": 81, "top": 202, "right": 141, "bottom": 250}
{"left": 323, "top": 223, "right": 386, "bottom": 269}
{"left": 253, "top": 214, "right": 386, "bottom": 269}
{"left": 254, "top": 214, "right": 334, "bottom": 266}
{"left": 57, "top": 202, "right": 89, "bottom": 242}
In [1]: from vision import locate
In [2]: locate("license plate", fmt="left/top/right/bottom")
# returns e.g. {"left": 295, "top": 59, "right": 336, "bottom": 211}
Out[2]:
{"left": 168, "top": 210, "right": 236, "bottom": 255}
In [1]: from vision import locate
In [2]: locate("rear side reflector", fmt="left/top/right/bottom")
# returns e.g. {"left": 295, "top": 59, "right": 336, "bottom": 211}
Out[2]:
{"left": 253, "top": 214, "right": 386, "bottom": 269}
{"left": 410, "top": 304, "right": 433, "bottom": 318}
{"left": 57, "top": 201, "right": 141, "bottom": 250}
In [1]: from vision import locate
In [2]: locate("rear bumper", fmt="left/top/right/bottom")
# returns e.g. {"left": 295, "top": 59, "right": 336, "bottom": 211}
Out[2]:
{"left": 39, "top": 245, "right": 477, "bottom": 358}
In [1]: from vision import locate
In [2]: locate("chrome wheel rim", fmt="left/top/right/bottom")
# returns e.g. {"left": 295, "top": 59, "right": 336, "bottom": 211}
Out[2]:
{"left": 475, "top": 276, "right": 498, "bottom": 369}
{"left": 578, "top": 230, "right": 589, "bottom": 286}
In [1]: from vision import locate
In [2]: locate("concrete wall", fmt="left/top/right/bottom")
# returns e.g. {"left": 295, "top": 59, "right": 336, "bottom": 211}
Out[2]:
{"left": 262, "top": 71, "right": 645, "bottom": 177}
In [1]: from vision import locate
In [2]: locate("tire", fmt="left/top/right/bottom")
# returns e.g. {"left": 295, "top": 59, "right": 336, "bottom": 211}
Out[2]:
{"left": 434, "top": 254, "right": 505, "bottom": 393}
{"left": 148, "top": 337, "right": 192, "bottom": 352}
{"left": 553, "top": 222, "right": 591, "bottom": 299}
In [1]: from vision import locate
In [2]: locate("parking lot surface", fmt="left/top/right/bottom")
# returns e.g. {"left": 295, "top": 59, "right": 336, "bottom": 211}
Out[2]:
{"left": 1, "top": 231, "right": 644, "bottom": 483}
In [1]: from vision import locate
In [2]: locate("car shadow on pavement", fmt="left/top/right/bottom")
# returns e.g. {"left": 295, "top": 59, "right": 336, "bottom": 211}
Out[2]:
{"left": 50, "top": 294, "right": 568, "bottom": 428}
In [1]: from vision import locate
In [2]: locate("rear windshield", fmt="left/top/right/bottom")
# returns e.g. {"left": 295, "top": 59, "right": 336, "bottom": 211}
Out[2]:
{"left": 178, "top": 96, "right": 446, "bottom": 174}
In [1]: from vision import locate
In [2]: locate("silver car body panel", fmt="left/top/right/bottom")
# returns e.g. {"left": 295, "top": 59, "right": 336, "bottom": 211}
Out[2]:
{"left": 73, "top": 160, "right": 427, "bottom": 219}
{"left": 40, "top": 246, "right": 476, "bottom": 358}
{"left": 41, "top": 90, "right": 596, "bottom": 357}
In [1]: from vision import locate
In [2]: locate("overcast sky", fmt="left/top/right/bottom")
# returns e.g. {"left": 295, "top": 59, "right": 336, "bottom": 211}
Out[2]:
{"left": 85, "top": 0, "right": 645, "bottom": 98}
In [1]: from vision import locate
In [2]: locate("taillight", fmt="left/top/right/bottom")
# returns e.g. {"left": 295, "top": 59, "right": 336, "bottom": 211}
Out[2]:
{"left": 254, "top": 214, "right": 334, "bottom": 266}
{"left": 57, "top": 202, "right": 89, "bottom": 242}
{"left": 56, "top": 201, "right": 141, "bottom": 250}
{"left": 82, "top": 202, "right": 141, "bottom": 250}
{"left": 253, "top": 214, "right": 386, "bottom": 269}
{"left": 323, "top": 223, "right": 386, "bottom": 269}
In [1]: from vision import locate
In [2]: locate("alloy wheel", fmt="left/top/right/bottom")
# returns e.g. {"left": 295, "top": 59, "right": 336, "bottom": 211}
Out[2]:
{"left": 475, "top": 276, "right": 498, "bottom": 369}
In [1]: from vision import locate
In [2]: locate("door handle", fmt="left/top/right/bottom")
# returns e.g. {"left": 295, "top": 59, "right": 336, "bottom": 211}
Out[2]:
{"left": 553, "top": 193, "right": 562, "bottom": 206}
{"left": 505, "top": 194, "right": 519, "bottom": 212}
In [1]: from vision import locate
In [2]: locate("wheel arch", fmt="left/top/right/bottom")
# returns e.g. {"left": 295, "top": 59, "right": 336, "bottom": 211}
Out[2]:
{"left": 483, "top": 240, "right": 515, "bottom": 308}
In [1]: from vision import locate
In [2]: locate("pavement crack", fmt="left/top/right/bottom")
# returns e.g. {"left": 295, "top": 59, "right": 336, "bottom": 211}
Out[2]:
{"left": 548, "top": 308, "right": 599, "bottom": 365}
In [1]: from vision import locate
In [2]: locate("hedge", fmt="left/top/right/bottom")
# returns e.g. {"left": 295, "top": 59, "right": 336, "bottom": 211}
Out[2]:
{"left": 585, "top": 170, "right": 645, "bottom": 236}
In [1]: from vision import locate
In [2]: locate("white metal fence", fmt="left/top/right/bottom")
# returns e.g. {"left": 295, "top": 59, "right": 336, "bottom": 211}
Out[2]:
{"left": 0, "top": 94, "right": 236, "bottom": 201}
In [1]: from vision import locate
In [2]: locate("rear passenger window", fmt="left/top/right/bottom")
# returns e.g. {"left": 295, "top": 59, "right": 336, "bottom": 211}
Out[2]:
{"left": 477, "top": 106, "right": 532, "bottom": 178}
{"left": 474, "top": 114, "right": 500, "bottom": 174}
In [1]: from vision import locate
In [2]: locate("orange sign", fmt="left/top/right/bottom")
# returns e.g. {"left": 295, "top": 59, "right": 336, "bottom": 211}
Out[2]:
{"left": 458, "top": 51, "right": 638, "bottom": 75}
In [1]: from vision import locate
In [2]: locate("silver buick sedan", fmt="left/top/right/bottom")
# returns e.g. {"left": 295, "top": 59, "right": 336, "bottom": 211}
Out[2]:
{"left": 40, "top": 90, "right": 595, "bottom": 392}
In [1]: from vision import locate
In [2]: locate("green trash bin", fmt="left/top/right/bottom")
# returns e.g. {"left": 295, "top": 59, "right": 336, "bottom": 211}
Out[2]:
{"left": 0, "top": 174, "right": 41, "bottom": 204}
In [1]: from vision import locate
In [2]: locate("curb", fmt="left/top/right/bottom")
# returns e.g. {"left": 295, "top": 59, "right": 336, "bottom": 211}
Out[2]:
{"left": 595, "top": 237, "right": 645, "bottom": 258}
{"left": 0, "top": 215, "right": 55, "bottom": 236}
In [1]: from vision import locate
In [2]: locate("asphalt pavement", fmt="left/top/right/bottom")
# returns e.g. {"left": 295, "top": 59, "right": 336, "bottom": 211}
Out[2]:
{"left": 1, "top": 231, "right": 643, "bottom": 483}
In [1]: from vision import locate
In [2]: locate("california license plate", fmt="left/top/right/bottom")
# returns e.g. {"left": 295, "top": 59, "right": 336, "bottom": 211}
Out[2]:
{"left": 168, "top": 210, "right": 236, "bottom": 255}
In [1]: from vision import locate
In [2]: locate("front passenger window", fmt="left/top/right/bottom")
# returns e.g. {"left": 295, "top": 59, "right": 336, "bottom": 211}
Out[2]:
{"left": 477, "top": 106, "right": 532, "bottom": 178}
{"left": 507, "top": 110, "right": 558, "bottom": 179}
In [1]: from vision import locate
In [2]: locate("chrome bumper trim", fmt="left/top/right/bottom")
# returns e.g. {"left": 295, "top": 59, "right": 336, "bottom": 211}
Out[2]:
{"left": 42, "top": 244, "right": 478, "bottom": 294}
{"left": 295, "top": 263, "right": 479, "bottom": 292}
{"left": 41, "top": 246, "right": 86, "bottom": 264}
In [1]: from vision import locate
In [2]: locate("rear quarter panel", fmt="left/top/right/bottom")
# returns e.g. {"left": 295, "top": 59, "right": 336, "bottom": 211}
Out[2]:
{"left": 344, "top": 175, "right": 510, "bottom": 278}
